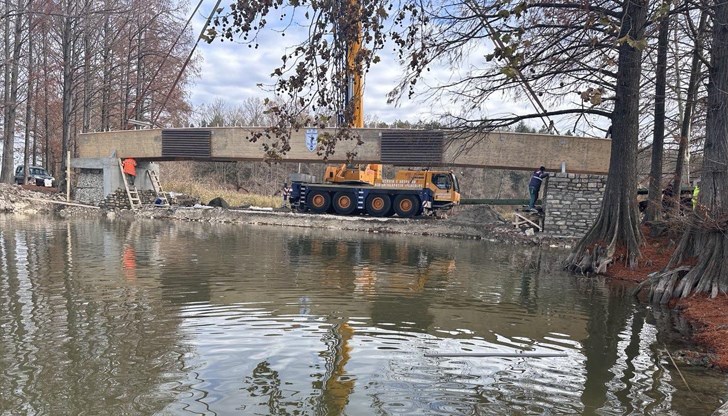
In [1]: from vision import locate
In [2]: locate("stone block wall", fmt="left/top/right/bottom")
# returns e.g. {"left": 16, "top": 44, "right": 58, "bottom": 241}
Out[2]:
{"left": 76, "top": 169, "right": 104, "bottom": 205}
{"left": 100, "top": 189, "right": 158, "bottom": 210}
{"left": 544, "top": 173, "right": 607, "bottom": 237}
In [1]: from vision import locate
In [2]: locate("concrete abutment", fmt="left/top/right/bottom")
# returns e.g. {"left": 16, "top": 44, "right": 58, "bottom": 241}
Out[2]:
{"left": 72, "top": 155, "right": 160, "bottom": 208}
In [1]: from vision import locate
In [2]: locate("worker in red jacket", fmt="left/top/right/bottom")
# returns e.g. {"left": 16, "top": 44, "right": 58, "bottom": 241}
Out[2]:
{"left": 122, "top": 158, "right": 137, "bottom": 186}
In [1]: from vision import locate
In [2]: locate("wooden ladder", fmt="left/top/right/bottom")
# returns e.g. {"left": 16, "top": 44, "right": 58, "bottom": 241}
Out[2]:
{"left": 119, "top": 158, "right": 142, "bottom": 210}
{"left": 146, "top": 169, "right": 170, "bottom": 206}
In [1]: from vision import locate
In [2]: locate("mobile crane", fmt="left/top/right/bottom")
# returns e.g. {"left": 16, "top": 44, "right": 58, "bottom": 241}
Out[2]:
{"left": 290, "top": 166, "right": 460, "bottom": 217}
{"left": 289, "top": 0, "right": 461, "bottom": 217}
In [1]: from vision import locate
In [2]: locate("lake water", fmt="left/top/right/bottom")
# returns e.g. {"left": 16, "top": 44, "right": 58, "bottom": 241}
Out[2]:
{"left": 0, "top": 216, "right": 725, "bottom": 415}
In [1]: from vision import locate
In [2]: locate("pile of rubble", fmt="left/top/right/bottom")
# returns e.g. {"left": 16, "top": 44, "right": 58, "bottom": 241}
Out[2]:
{"left": 0, "top": 183, "right": 65, "bottom": 214}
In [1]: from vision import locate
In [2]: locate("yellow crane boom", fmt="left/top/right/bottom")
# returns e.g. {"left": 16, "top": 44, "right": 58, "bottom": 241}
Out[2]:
{"left": 347, "top": 0, "right": 364, "bottom": 129}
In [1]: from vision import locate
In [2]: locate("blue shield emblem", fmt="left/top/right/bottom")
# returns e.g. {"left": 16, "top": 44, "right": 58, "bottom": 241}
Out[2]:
{"left": 305, "top": 128, "right": 318, "bottom": 152}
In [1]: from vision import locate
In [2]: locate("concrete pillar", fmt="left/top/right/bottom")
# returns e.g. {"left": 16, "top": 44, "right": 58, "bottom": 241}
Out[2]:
{"left": 105, "top": 157, "right": 159, "bottom": 196}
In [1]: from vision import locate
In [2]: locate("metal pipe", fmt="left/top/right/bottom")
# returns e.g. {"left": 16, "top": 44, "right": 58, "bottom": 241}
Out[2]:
{"left": 425, "top": 352, "right": 567, "bottom": 358}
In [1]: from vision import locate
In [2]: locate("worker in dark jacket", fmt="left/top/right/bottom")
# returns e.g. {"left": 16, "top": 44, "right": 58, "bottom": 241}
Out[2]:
{"left": 528, "top": 166, "right": 548, "bottom": 210}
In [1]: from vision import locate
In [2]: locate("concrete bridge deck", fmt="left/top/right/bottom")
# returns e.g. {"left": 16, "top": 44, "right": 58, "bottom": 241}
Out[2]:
{"left": 77, "top": 127, "right": 611, "bottom": 174}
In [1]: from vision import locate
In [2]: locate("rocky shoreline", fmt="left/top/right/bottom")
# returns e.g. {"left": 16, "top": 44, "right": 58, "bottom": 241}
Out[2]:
{"left": 0, "top": 183, "right": 576, "bottom": 247}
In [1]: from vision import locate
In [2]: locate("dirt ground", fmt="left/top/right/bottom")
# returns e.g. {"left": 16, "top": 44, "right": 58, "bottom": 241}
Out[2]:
{"left": 676, "top": 296, "right": 728, "bottom": 370}
{"left": 604, "top": 225, "right": 676, "bottom": 283}
{"left": 2, "top": 184, "right": 727, "bottom": 372}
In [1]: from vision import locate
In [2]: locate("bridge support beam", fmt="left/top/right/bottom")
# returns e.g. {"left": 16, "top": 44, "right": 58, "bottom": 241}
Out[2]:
{"left": 77, "top": 127, "right": 611, "bottom": 174}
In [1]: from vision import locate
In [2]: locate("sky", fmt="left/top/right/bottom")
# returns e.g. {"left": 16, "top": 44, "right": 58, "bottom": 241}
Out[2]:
{"left": 186, "top": 1, "right": 539, "bottom": 127}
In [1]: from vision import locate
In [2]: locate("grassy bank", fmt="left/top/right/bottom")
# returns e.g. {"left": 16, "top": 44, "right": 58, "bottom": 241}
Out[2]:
{"left": 165, "top": 180, "right": 281, "bottom": 208}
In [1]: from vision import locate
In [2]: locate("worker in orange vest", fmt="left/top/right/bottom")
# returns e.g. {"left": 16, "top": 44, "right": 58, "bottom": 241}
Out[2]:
{"left": 122, "top": 158, "right": 137, "bottom": 186}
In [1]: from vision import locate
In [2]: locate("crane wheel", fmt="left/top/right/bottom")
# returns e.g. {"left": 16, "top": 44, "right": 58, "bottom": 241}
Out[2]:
{"left": 333, "top": 192, "right": 357, "bottom": 215}
{"left": 306, "top": 190, "right": 331, "bottom": 214}
{"left": 366, "top": 194, "right": 392, "bottom": 217}
{"left": 394, "top": 195, "right": 419, "bottom": 218}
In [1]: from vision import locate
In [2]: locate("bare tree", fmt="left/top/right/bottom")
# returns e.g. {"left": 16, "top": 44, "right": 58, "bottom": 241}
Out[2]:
{"left": 565, "top": 0, "right": 649, "bottom": 268}
{"left": 642, "top": 0, "right": 728, "bottom": 303}
{"left": 673, "top": 9, "right": 708, "bottom": 197}
{"left": 1, "top": 0, "right": 28, "bottom": 183}
{"left": 22, "top": 0, "right": 35, "bottom": 184}
{"left": 58, "top": 0, "right": 83, "bottom": 182}
{"left": 2, "top": 0, "right": 13, "bottom": 182}
{"left": 644, "top": 9, "right": 670, "bottom": 222}
{"left": 0, "top": 0, "right": 197, "bottom": 180}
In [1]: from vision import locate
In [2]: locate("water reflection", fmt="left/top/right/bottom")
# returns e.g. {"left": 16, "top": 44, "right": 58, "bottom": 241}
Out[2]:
{"left": 0, "top": 218, "right": 188, "bottom": 414}
{"left": 0, "top": 216, "right": 725, "bottom": 415}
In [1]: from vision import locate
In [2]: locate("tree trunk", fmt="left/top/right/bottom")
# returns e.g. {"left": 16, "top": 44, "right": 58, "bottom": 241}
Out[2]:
{"left": 121, "top": 34, "right": 134, "bottom": 129}
{"left": 101, "top": 3, "right": 111, "bottom": 131}
{"left": 30, "top": 0, "right": 38, "bottom": 167}
{"left": 673, "top": 10, "right": 707, "bottom": 198}
{"left": 2, "top": 0, "right": 27, "bottom": 183}
{"left": 32, "top": 80, "right": 38, "bottom": 166}
{"left": 82, "top": 29, "right": 91, "bottom": 133}
{"left": 43, "top": 37, "right": 51, "bottom": 172}
{"left": 60, "top": 0, "right": 74, "bottom": 184}
{"left": 135, "top": 22, "right": 145, "bottom": 123}
{"left": 647, "top": 0, "right": 728, "bottom": 303}
{"left": 23, "top": 7, "right": 34, "bottom": 185}
{"left": 1, "top": 0, "right": 14, "bottom": 183}
{"left": 645, "top": 12, "right": 670, "bottom": 222}
{"left": 566, "top": 0, "right": 647, "bottom": 270}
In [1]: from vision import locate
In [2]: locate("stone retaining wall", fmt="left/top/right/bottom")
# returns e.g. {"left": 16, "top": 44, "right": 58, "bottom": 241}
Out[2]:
{"left": 544, "top": 173, "right": 607, "bottom": 237}
{"left": 100, "top": 189, "right": 158, "bottom": 210}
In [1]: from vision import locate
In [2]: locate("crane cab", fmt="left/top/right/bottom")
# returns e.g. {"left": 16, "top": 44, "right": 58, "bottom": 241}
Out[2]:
{"left": 391, "top": 169, "right": 461, "bottom": 208}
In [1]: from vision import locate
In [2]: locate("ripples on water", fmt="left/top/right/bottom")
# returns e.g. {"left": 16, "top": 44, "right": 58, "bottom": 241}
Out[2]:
{"left": 0, "top": 216, "right": 725, "bottom": 415}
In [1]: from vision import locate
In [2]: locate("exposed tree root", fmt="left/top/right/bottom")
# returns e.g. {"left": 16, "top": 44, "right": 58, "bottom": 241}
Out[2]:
{"left": 631, "top": 266, "right": 691, "bottom": 304}
{"left": 633, "top": 229, "right": 728, "bottom": 303}
{"left": 565, "top": 242, "right": 616, "bottom": 277}
{"left": 564, "top": 202, "right": 642, "bottom": 276}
